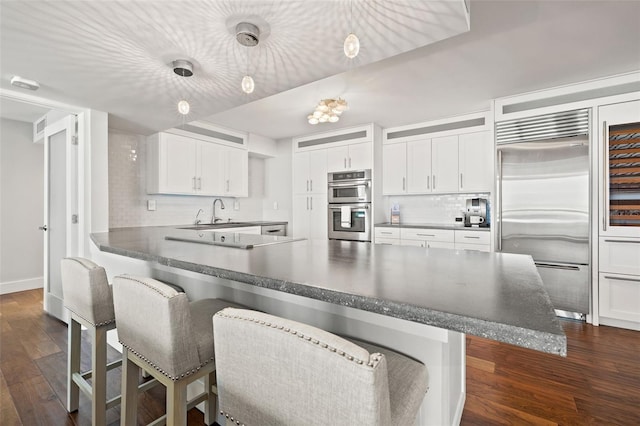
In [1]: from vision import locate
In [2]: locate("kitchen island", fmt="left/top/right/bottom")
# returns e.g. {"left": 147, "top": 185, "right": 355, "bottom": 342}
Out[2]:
{"left": 90, "top": 225, "right": 565, "bottom": 425}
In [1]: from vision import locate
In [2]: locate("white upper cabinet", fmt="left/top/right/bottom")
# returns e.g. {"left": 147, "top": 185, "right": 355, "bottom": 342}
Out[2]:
{"left": 382, "top": 143, "right": 407, "bottom": 194}
{"left": 147, "top": 131, "right": 248, "bottom": 197}
{"left": 294, "top": 149, "right": 328, "bottom": 194}
{"left": 327, "top": 142, "right": 373, "bottom": 172}
{"left": 407, "top": 139, "right": 431, "bottom": 193}
{"left": 382, "top": 112, "right": 492, "bottom": 195}
{"left": 431, "top": 135, "right": 459, "bottom": 193}
{"left": 458, "top": 131, "right": 493, "bottom": 192}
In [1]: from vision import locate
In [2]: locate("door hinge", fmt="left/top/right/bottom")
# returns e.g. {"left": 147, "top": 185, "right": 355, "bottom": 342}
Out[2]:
{"left": 71, "top": 214, "right": 78, "bottom": 224}
{"left": 71, "top": 135, "right": 78, "bottom": 145}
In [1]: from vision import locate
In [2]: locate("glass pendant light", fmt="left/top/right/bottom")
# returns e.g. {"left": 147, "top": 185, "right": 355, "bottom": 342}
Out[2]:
{"left": 344, "top": 33, "right": 360, "bottom": 59}
{"left": 177, "top": 100, "right": 190, "bottom": 115}
{"left": 241, "top": 75, "right": 255, "bottom": 94}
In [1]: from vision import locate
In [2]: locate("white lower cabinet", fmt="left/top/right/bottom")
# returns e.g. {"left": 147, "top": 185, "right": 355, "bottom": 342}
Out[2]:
{"left": 454, "top": 230, "right": 490, "bottom": 251}
{"left": 375, "top": 226, "right": 491, "bottom": 252}
{"left": 293, "top": 193, "right": 327, "bottom": 240}
{"left": 401, "top": 228, "right": 455, "bottom": 249}
{"left": 598, "top": 237, "right": 640, "bottom": 329}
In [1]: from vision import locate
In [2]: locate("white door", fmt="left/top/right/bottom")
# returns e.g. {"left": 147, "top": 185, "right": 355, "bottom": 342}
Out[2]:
{"left": 382, "top": 143, "right": 407, "bottom": 194}
{"left": 199, "top": 141, "right": 224, "bottom": 195}
{"left": 327, "top": 145, "right": 349, "bottom": 172}
{"left": 459, "top": 131, "right": 492, "bottom": 192}
{"left": 348, "top": 142, "right": 373, "bottom": 171}
{"left": 225, "top": 147, "right": 248, "bottom": 197}
{"left": 308, "top": 193, "right": 328, "bottom": 240}
{"left": 43, "top": 115, "right": 78, "bottom": 321}
{"left": 293, "top": 152, "right": 310, "bottom": 194}
{"left": 292, "top": 194, "right": 310, "bottom": 238}
{"left": 307, "top": 149, "right": 328, "bottom": 193}
{"left": 164, "top": 133, "right": 197, "bottom": 194}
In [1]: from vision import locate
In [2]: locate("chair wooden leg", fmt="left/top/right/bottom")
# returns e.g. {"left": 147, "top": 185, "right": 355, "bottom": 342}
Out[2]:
{"left": 167, "top": 380, "right": 187, "bottom": 426}
{"left": 67, "top": 318, "right": 81, "bottom": 412}
{"left": 121, "top": 352, "right": 140, "bottom": 426}
{"left": 91, "top": 326, "right": 108, "bottom": 426}
{"left": 204, "top": 370, "right": 217, "bottom": 426}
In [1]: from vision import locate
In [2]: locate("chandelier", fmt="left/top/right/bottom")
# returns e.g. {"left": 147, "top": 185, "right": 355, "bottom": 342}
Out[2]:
{"left": 307, "top": 98, "right": 348, "bottom": 125}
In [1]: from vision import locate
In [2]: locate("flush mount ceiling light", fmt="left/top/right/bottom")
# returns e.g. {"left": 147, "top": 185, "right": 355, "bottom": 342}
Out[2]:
{"left": 307, "top": 98, "right": 348, "bottom": 125}
{"left": 11, "top": 75, "right": 39, "bottom": 90}
{"left": 236, "top": 22, "right": 260, "bottom": 94}
{"left": 172, "top": 59, "right": 193, "bottom": 77}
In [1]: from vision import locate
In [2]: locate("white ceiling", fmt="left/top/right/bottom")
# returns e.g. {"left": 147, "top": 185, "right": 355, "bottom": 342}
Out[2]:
{"left": 1, "top": 1, "right": 639, "bottom": 141}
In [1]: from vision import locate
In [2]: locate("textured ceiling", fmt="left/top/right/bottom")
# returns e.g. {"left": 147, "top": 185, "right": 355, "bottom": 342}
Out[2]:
{"left": 0, "top": 0, "right": 470, "bottom": 134}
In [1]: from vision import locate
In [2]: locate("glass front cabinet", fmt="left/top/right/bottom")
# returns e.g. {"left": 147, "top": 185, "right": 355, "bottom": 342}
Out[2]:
{"left": 599, "top": 100, "right": 640, "bottom": 238}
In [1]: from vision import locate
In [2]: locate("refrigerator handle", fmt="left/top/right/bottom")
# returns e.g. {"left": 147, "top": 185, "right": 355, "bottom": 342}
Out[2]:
{"left": 602, "top": 121, "right": 608, "bottom": 232}
{"left": 497, "top": 149, "right": 503, "bottom": 251}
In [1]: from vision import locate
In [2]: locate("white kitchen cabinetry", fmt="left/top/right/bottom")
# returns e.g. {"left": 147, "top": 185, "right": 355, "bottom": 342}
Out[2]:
{"left": 382, "top": 143, "right": 407, "bottom": 194}
{"left": 458, "top": 132, "right": 493, "bottom": 192}
{"left": 292, "top": 193, "right": 327, "bottom": 240}
{"left": 454, "top": 230, "right": 491, "bottom": 252}
{"left": 407, "top": 140, "right": 431, "bottom": 193}
{"left": 293, "top": 150, "right": 327, "bottom": 194}
{"left": 327, "top": 142, "right": 372, "bottom": 172}
{"left": 147, "top": 132, "right": 247, "bottom": 197}
{"left": 375, "top": 227, "right": 400, "bottom": 245}
{"left": 431, "top": 136, "right": 459, "bottom": 193}
{"left": 401, "top": 228, "right": 455, "bottom": 249}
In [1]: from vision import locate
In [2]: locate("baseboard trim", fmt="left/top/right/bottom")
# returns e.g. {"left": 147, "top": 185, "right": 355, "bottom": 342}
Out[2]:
{"left": 0, "top": 277, "right": 43, "bottom": 295}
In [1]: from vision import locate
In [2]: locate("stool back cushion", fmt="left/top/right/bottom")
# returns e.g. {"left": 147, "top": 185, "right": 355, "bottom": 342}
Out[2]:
{"left": 213, "top": 308, "right": 392, "bottom": 426}
{"left": 113, "top": 275, "right": 200, "bottom": 380}
{"left": 60, "top": 257, "right": 114, "bottom": 326}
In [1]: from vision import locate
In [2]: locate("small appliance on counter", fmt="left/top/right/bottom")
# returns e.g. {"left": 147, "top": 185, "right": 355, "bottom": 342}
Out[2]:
{"left": 464, "top": 198, "right": 489, "bottom": 227}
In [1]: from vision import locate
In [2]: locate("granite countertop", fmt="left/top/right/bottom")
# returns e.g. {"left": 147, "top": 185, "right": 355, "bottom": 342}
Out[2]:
{"left": 376, "top": 222, "right": 490, "bottom": 231}
{"left": 91, "top": 226, "right": 565, "bottom": 356}
{"left": 175, "top": 220, "right": 287, "bottom": 230}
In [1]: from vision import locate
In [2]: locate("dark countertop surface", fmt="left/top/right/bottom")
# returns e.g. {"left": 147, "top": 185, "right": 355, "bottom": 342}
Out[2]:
{"left": 91, "top": 226, "right": 565, "bottom": 356}
{"left": 176, "top": 220, "right": 288, "bottom": 230}
{"left": 375, "top": 222, "right": 490, "bottom": 231}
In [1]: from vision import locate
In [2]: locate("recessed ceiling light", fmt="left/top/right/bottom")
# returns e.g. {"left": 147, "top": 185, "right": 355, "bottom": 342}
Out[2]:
{"left": 172, "top": 60, "right": 193, "bottom": 77}
{"left": 11, "top": 75, "right": 39, "bottom": 90}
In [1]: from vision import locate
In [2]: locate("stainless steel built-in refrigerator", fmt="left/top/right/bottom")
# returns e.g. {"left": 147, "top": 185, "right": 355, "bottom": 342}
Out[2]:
{"left": 496, "top": 109, "right": 590, "bottom": 317}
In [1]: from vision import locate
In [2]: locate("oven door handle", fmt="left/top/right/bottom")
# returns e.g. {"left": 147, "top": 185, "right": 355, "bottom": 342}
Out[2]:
{"left": 328, "top": 181, "right": 370, "bottom": 188}
{"left": 329, "top": 205, "right": 370, "bottom": 210}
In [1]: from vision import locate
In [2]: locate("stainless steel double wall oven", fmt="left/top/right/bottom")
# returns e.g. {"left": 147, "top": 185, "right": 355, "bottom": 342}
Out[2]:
{"left": 327, "top": 170, "right": 372, "bottom": 242}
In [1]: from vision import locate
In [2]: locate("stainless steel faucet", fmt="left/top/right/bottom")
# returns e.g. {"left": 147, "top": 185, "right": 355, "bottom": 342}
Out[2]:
{"left": 194, "top": 208, "right": 204, "bottom": 225}
{"left": 212, "top": 198, "right": 225, "bottom": 223}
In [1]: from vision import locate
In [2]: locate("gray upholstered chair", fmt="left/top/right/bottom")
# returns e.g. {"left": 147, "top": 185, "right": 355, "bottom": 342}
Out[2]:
{"left": 60, "top": 257, "right": 160, "bottom": 426}
{"left": 213, "top": 308, "right": 429, "bottom": 426}
{"left": 113, "top": 275, "right": 243, "bottom": 426}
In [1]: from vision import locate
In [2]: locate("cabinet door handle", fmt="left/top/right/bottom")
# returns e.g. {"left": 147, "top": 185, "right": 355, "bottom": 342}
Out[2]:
{"left": 603, "top": 239, "right": 639, "bottom": 244}
{"left": 226, "top": 180, "right": 230, "bottom": 192}
{"left": 402, "top": 177, "right": 406, "bottom": 191}
{"left": 192, "top": 177, "right": 196, "bottom": 190}
{"left": 460, "top": 173, "right": 463, "bottom": 189}
{"left": 427, "top": 176, "right": 430, "bottom": 189}
{"left": 197, "top": 177, "right": 202, "bottom": 189}
{"left": 433, "top": 175, "right": 436, "bottom": 189}
{"left": 349, "top": 157, "right": 352, "bottom": 168}
{"left": 306, "top": 197, "right": 309, "bottom": 210}
{"left": 344, "top": 158, "right": 347, "bottom": 169}
{"left": 464, "top": 235, "right": 480, "bottom": 239}
{"left": 310, "top": 197, "right": 313, "bottom": 210}
{"left": 310, "top": 180, "right": 313, "bottom": 192}
{"left": 602, "top": 120, "right": 608, "bottom": 232}
{"left": 306, "top": 180, "right": 309, "bottom": 192}
{"left": 603, "top": 275, "right": 640, "bottom": 283}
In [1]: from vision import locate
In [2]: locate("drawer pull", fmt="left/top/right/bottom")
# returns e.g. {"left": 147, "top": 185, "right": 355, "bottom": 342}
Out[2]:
{"left": 417, "top": 233, "right": 435, "bottom": 237}
{"left": 603, "top": 239, "right": 639, "bottom": 244}
{"left": 463, "top": 236, "right": 480, "bottom": 239}
{"left": 603, "top": 275, "right": 640, "bottom": 283}
{"left": 380, "top": 231, "right": 392, "bottom": 235}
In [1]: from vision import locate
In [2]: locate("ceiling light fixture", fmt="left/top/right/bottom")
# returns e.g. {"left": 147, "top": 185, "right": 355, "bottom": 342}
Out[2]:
{"left": 177, "top": 100, "right": 190, "bottom": 115}
{"left": 344, "top": 0, "right": 360, "bottom": 59}
{"left": 307, "top": 98, "right": 348, "bottom": 125}
{"left": 172, "top": 60, "right": 193, "bottom": 77}
{"left": 236, "top": 22, "right": 259, "bottom": 94}
{"left": 11, "top": 75, "right": 39, "bottom": 90}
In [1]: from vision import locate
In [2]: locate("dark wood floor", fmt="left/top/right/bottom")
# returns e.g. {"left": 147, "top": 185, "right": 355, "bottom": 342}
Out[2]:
{"left": 1, "top": 289, "right": 639, "bottom": 425}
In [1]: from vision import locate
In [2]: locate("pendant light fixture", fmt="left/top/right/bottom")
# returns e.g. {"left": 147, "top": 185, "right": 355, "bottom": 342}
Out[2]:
{"left": 236, "top": 22, "right": 259, "bottom": 94}
{"left": 344, "top": 0, "right": 360, "bottom": 59}
{"left": 177, "top": 100, "right": 190, "bottom": 115}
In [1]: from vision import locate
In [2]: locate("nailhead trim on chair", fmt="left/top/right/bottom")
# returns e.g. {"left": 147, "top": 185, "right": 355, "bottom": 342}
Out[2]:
{"left": 216, "top": 311, "right": 383, "bottom": 368}
{"left": 117, "top": 275, "right": 180, "bottom": 299}
{"left": 69, "top": 310, "right": 115, "bottom": 328}
{"left": 120, "top": 341, "right": 214, "bottom": 381}
{"left": 221, "top": 410, "right": 245, "bottom": 426}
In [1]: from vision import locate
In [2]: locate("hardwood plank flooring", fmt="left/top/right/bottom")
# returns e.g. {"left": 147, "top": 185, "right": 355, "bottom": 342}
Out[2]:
{"left": 1, "top": 289, "right": 638, "bottom": 425}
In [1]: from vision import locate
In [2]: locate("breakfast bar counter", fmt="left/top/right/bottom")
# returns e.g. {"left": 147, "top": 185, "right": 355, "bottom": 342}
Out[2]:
{"left": 90, "top": 225, "right": 566, "bottom": 425}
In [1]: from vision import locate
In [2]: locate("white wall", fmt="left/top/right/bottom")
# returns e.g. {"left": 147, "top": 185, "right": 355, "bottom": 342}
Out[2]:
{"left": 0, "top": 118, "right": 44, "bottom": 293}
{"left": 109, "top": 130, "right": 267, "bottom": 228}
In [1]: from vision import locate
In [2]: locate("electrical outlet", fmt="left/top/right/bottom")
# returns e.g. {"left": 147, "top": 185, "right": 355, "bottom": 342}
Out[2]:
{"left": 147, "top": 200, "right": 156, "bottom": 211}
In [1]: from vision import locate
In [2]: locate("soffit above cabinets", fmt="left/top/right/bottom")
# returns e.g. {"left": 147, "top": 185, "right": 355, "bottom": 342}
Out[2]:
{"left": 0, "top": 0, "right": 469, "bottom": 134}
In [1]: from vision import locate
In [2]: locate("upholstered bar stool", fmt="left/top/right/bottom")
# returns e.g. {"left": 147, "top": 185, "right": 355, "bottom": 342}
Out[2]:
{"left": 113, "top": 275, "right": 244, "bottom": 426}
{"left": 61, "top": 257, "right": 164, "bottom": 426}
{"left": 213, "top": 308, "right": 429, "bottom": 426}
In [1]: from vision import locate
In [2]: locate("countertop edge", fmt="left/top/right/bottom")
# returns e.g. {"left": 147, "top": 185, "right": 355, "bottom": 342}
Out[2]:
{"left": 91, "top": 234, "right": 566, "bottom": 356}
{"left": 375, "top": 223, "right": 490, "bottom": 231}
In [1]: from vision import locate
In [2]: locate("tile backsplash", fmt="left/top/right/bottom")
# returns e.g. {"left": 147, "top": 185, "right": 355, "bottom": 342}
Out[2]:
{"left": 109, "top": 131, "right": 265, "bottom": 228}
{"left": 381, "top": 193, "right": 490, "bottom": 224}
